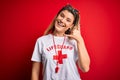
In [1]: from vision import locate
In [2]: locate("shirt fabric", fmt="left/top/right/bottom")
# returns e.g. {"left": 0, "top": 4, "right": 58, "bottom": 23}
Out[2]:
{"left": 31, "top": 34, "right": 81, "bottom": 80}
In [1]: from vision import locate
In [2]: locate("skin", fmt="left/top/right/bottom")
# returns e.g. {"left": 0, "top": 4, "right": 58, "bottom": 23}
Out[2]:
{"left": 67, "top": 28, "right": 90, "bottom": 72}
{"left": 53, "top": 10, "right": 74, "bottom": 36}
{"left": 31, "top": 10, "right": 90, "bottom": 80}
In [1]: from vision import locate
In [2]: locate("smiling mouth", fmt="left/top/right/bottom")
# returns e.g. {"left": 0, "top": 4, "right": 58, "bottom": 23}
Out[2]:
{"left": 56, "top": 19, "right": 65, "bottom": 27}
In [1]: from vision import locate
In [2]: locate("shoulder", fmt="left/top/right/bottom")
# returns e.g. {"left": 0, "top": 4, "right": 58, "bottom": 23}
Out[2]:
{"left": 37, "top": 34, "right": 52, "bottom": 42}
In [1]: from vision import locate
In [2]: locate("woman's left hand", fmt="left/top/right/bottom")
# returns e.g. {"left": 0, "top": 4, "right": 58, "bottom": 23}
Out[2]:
{"left": 65, "top": 25, "right": 83, "bottom": 43}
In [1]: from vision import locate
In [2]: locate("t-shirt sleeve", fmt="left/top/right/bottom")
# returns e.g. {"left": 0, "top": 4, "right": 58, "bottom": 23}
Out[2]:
{"left": 31, "top": 39, "right": 42, "bottom": 62}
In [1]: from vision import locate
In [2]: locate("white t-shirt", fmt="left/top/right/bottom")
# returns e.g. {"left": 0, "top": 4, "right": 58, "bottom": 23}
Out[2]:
{"left": 31, "top": 34, "right": 81, "bottom": 80}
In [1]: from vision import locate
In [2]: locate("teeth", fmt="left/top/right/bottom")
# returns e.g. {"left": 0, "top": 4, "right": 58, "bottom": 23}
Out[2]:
{"left": 57, "top": 20, "right": 64, "bottom": 27}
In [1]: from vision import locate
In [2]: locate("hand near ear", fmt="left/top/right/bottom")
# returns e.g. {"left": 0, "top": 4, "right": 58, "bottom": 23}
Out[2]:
{"left": 65, "top": 24, "right": 83, "bottom": 43}
{"left": 65, "top": 23, "right": 90, "bottom": 72}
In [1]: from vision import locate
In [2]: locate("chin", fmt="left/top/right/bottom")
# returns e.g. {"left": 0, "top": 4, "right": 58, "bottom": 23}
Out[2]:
{"left": 55, "top": 26, "right": 63, "bottom": 32}
{"left": 54, "top": 25, "right": 63, "bottom": 32}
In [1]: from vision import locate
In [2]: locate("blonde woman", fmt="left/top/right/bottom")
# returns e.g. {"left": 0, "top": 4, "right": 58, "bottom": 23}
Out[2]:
{"left": 31, "top": 4, "right": 90, "bottom": 80}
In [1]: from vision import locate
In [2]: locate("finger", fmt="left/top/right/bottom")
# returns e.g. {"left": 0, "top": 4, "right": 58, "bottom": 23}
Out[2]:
{"left": 77, "top": 24, "right": 80, "bottom": 31}
{"left": 64, "top": 34, "right": 75, "bottom": 38}
{"left": 72, "top": 26, "right": 81, "bottom": 33}
{"left": 72, "top": 26, "right": 78, "bottom": 32}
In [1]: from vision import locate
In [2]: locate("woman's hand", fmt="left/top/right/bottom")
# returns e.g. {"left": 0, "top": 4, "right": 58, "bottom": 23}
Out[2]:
{"left": 65, "top": 24, "right": 83, "bottom": 43}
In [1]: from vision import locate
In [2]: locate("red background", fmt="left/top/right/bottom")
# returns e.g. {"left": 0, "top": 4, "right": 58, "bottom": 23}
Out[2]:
{"left": 0, "top": 0, "right": 120, "bottom": 80}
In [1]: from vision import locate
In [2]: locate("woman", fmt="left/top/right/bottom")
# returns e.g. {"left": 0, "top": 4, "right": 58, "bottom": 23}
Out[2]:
{"left": 31, "top": 4, "right": 90, "bottom": 80}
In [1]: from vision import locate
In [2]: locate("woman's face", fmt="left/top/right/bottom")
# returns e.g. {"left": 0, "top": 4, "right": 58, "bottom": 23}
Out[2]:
{"left": 54, "top": 10, "right": 74, "bottom": 33}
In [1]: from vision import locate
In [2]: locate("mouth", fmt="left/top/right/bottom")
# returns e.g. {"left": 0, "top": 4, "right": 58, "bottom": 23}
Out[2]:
{"left": 56, "top": 19, "right": 65, "bottom": 27}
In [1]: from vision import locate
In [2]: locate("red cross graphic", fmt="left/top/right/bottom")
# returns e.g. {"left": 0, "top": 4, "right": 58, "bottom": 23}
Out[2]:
{"left": 53, "top": 50, "right": 67, "bottom": 64}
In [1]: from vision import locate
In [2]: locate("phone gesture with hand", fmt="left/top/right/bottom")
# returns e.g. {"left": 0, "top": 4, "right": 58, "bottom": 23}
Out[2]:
{"left": 65, "top": 23, "right": 83, "bottom": 43}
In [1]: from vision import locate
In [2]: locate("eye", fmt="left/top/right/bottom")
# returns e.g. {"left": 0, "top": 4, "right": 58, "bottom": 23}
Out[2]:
{"left": 60, "top": 13, "right": 64, "bottom": 18}
{"left": 66, "top": 18, "right": 71, "bottom": 22}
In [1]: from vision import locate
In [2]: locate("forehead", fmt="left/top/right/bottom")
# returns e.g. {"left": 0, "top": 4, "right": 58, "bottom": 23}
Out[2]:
{"left": 59, "top": 10, "right": 74, "bottom": 20}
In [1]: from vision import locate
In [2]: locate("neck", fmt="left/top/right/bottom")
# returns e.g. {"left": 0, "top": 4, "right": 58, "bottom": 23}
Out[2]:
{"left": 53, "top": 31, "right": 65, "bottom": 37}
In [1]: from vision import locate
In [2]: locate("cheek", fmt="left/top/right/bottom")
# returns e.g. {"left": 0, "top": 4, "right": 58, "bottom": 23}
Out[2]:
{"left": 66, "top": 23, "right": 73, "bottom": 28}
{"left": 57, "top": 15, "right": 62, "bottom": 19}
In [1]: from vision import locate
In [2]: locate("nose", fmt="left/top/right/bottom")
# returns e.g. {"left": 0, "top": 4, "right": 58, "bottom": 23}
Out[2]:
{"left": 61, "top": 18, "right": 66, "bottom": 23}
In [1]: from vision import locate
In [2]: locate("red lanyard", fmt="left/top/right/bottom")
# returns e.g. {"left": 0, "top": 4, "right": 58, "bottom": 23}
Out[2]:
{"left": 52, "top": 35, "right": 66, "bottom": 73}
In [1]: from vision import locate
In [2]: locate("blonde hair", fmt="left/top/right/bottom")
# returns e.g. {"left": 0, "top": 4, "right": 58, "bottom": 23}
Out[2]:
{"left": 44, "top": 16, "right": 57, "bottom": 35}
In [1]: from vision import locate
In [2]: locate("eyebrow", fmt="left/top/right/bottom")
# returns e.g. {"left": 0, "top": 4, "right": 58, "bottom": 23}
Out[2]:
{"left": 60, "top": 12, "right": 72, "bottom": 21}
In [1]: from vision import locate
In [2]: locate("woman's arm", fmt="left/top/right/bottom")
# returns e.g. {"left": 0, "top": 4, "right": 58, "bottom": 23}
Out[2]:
{"left": 31, "top": 62, "right": 40, "bottom": 80}
{"left": 65, "top": 28, "right": 90, "bottom": 72}
{"left": 76, "top": 36, "right": 90, "bottom": 72}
